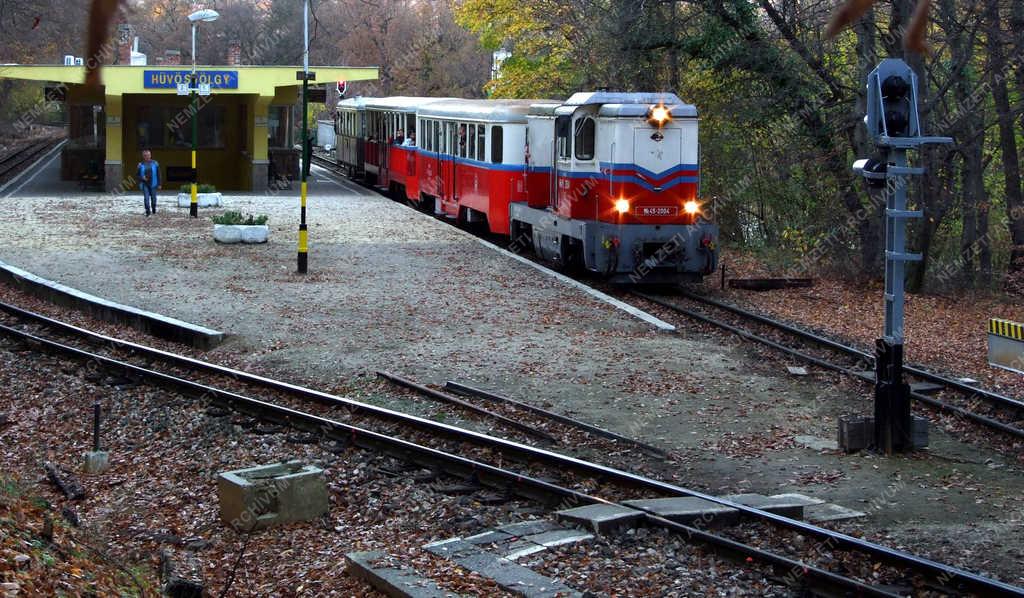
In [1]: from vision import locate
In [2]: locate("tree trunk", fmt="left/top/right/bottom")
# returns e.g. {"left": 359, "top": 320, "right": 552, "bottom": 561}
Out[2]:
{"left": 997, "top": 0, "right": 1024, "bottom": 275}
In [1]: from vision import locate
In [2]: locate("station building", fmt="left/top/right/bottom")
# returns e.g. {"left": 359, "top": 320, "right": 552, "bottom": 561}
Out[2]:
{"left": 0, "top": 58, "right": 376, "bottom": 192}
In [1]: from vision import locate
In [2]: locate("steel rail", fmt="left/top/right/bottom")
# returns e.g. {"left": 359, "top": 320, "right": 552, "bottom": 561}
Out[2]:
{"left": 376, "top": 370, "right": 558, "bottom": 444}
{"left": 445, "top": 380, "right": 668, "bottom": 457}
{"left": 676, "top": 289, "right": 1024, "bottom": 413}
{"left": 0, "top": 307, "right": 1020, "bottom": 595}
{"left": 0, "top": 320, "right": 903, "bottom": 597}
{"left": 633, "top": 292, "right": 1024, "bottom": 440}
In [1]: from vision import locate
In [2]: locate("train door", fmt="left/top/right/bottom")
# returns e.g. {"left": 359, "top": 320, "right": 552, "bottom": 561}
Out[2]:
{"left": 441, "top": 121, "right": 456, "bottom": 213}
{"left": 553, "top": 115, "right": 571, "bottom": 211}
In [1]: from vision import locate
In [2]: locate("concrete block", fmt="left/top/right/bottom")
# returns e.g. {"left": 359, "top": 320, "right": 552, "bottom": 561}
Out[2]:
{"left": 911, "top": 415, "right": 929, "bottom": 449}
{"left": 83, "top": 451, "right": 109, "bottom": 474}
{"left": 345, "top": 551, "right": 453, "bottom": 598}
{"left": 217, "top": 461, "right": 328, "bottom": 531}
{"left": 722, "top": 493, "right": 809, "bottom": 519}
{"left": 838, "top": 415, "right": 874, "bottom": 453}
{"left": 555, "top": 504, "right": 644, "bottom": 535}
{"left": 622, "top": 497, "right": 739, "bottom": 526}
{"left": 768, "top": 493, "right": 826, "bottom": 506}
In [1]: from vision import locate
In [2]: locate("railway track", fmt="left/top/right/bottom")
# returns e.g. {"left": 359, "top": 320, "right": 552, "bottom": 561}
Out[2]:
{"left": 0, "top": 137, "right": 62, "bottom": 188}
{"left": 632, "top": 290, "right": 1024, "bottom": 441}
{"left": 2, "top": 299, "right": 1022, "bottom": 595}
{"left": 313, "top": 149, "right": 1024, "bottom": 446}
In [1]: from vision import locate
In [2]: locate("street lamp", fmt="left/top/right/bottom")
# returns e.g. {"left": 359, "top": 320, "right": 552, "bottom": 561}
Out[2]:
{"left": 297, "top": 0, "right": 313, "bottom": 273}
{"left": 187, "top": 9, "right": 219, "bottom": 219}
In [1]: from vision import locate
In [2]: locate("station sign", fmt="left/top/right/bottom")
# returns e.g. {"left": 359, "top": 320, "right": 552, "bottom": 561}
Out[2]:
{"left": 144, "top": 70, "right": 239, "bottom": 90}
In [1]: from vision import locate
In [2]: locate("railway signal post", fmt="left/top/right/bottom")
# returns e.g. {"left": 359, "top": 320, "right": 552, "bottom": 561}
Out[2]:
{"left": 853, "top": 59, "right": 951, "bottom": 454}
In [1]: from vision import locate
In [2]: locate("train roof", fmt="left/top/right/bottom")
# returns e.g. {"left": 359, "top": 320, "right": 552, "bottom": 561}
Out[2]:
{"left": 336, "top": 97, "right": 367, "bottom": 110}
{"left": 416, "top": 99, "right": 559, "bottom": 123}
{"left": 529, "top": 91, "right": 697, "bottom": 118}
{"left": 361, "top": 96, "right": 453, "bottom": 112}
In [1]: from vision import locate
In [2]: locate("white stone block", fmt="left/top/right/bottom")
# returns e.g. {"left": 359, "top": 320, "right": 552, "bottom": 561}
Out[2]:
{"left": 176, "top": 192, "right": 223, "bottom": 208}
{"left": 213, "top": 224, "right": 268, "bottom": 244}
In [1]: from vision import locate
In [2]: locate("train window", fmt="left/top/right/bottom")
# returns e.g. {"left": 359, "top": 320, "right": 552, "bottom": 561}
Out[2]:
{"left": 468, "top": 124, "right": 476, "bottom": 159}
{"left": 556, "top": 116, "right": 571, "bottom": 161}
{"left": 447, "top": 122, "right": 456, "bottom": 155}
{"left": 491, "top": 126, "right": 503, "bottom": 164}
{"left": 574, "top": 117, "right": 595, "bottom": 161}
{"left": 476, "top": 125, "right": 485, "bottom": 161}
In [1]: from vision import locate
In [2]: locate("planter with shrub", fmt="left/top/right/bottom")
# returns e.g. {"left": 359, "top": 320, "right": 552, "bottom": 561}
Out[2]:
{"left": 212, "top": 211, "right": 270, "bottom": 244}
{"left": 177, "top": 183, "right": 223, "bottom": 208}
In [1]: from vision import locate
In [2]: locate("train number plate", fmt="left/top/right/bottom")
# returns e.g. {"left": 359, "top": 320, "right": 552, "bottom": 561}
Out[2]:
{"left": 637, "top": 206, "right": 678, "bottom": 217}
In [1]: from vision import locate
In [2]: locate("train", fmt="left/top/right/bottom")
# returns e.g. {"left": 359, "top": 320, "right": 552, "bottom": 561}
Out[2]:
{"left": 334, "top": 91, "right": 718, "bottom": 284}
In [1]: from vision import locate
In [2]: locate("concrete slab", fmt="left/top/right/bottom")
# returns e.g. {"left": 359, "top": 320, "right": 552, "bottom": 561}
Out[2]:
{"left": 804, "top": 503, "right": 867, "bottom": 523}
{"left": 722, "top": 493, "right": 810, "bottom": 519}
{"left": 497, "top": 520, "right": 559, "bottom": 538}
{"left": 463, "top": 530, "right": 514, "bottom": 546}
{"left": 345, "top": 551, "right": 453, "bottom": 598}
{"left": 502, "top": 540, "right": 547, "bottom": 561}
{"left": 425, "top": 539, "right": 581, "bottom": 598}
{"left": 622, "top": 497, "right": 738, "bottom": 526}
{"left": 523, "top": 529, "right": 594, "bottom": 548}
{"left": 768, "top": 493, "right": 826, "bottom": 506}
{"left": 555, "top": 504, "right": 645, "bottom": 534}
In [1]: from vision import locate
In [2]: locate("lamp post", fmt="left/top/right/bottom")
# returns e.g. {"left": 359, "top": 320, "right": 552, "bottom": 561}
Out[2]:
{"left": 297, "top": 0, "right": 313, "bottom": 273}
{"left": 187, "top": 9, "right": 219, "bottom": 219}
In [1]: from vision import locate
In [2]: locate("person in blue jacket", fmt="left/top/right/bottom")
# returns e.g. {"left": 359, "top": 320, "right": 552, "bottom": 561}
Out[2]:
{"left": 137, "top": 149, "right": 161, "bottom": 216}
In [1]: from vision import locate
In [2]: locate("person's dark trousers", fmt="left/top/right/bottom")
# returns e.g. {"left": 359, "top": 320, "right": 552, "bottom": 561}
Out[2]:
{"left": 142, "top": 184, "right": 157, "bottom": 215}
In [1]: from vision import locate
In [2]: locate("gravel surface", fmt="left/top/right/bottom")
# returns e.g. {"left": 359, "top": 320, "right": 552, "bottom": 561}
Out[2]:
{"left": 1, "top": 184, "right": 1023, "bottom": 589}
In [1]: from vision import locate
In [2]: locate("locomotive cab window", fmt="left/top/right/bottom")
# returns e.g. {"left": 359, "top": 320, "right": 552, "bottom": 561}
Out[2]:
{"left": 574, "top": 117, "right": 595, "bottom": 161}
{"left": 491, "top": 125, "right": 503, "bottom": 164}
{"left": 556, "top": 115, "right": 571, "bottom": 161}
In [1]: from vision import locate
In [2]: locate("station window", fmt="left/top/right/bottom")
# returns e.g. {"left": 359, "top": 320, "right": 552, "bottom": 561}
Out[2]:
{"left": 137, "top": 105, "right": 226, "bottom": 149}
{"left": 491, "top": 125, "right": 503, "bottom": 164}
{"left": 268, "top": 106, "right": 290, "bottom": 148}
{"left": 476, "top": 125, "right": 485, "bottom": 161}
{"left": 574, "top": 117, "right": 595, "bottom": 161}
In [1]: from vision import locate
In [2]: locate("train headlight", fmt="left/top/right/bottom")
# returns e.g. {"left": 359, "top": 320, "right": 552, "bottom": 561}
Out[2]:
{"left": 684, "top": 200, "right": 700, "bottom": 215}
{"left": 648, "top": 103, "right": 671, "bottom": 128}
{"left": 615, "top": 198, "right": 630, "bottom": 214}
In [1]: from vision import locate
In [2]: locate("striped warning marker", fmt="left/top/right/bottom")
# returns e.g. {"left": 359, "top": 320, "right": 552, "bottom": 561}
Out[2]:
{"left": 989, "top": 318, "right": 1024, "bottom": 341}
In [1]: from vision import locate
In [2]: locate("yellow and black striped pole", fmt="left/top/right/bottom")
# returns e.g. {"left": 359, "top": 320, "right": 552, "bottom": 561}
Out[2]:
{"left": 297, "top": 0, "right": 311, "bottom": 274}
{"left": 190, "top": 72, "right": 198, "bottom": 218}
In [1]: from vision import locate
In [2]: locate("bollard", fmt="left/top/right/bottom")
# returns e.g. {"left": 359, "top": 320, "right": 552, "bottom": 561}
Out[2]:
{"left": 83, "top": 402, "right": 109, "bottom": 474}
{"left": 93, "top": 402, "right": 101, "bottom": 452}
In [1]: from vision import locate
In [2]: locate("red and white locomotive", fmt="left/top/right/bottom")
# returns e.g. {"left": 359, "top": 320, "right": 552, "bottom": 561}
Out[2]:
{"left": 335, "top": 91, "right": 717, "bottom": 284}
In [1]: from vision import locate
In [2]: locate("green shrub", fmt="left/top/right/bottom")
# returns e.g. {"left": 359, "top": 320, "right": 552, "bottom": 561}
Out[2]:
{"left": 212, "top": 211, "right": 268, "bottom": 225}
